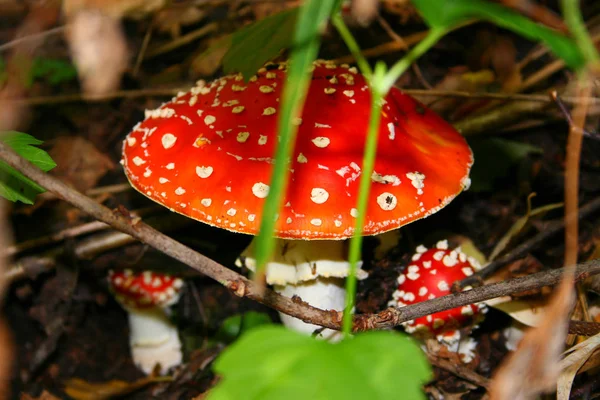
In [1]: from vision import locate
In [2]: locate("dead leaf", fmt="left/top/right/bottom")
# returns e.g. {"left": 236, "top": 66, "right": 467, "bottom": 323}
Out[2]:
{"left": 63, "top": 0, "right": 166, "bottom": 19}
{"left": 63, "top": 376, "right": 172, "bottom": 400}
{"left": 48, "top": 136, "right": 115, "bottom": 193}
{"left": 66, "top": 10, "right": 128, "bottom": 95}
{"left": 154, "top": 5, "right": 207, "bottom": 37}
{"left": 557, "top": 332, "right": 600, "bottom": 400}
{"left": 19, "top": 390, "right": 61, "bottom": 400}
{"left": 489, "top": 275, "right": 575, "bottom": 400}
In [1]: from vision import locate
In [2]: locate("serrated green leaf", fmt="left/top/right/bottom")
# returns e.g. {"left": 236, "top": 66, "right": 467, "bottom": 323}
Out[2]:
{"left": 222, "top": 8, "right": 300, "bottom": 79}
{"left": 208, "top": 326, "right": 431, "bottom": 400}
{"left": 412, "top": 0, "right": 585, "bottom": 69}
{"left": 0, "top": 131, "right": 56, "bottom": 204}
{"left": 468, "top": 137, "right": 542, "bottom": 192}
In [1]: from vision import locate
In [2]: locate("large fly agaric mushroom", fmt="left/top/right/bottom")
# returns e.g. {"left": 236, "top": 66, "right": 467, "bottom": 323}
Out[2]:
{"left": 388, "top": 240, "right": 487, "bottom": 361}
{"left": 108, "top": 270, "right": 184, "bottom": 374}
{"left": 121, "top": 60, "right": 473, "bottom": 337}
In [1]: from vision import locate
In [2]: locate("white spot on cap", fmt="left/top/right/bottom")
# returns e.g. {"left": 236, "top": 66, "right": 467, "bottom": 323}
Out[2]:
{"left": 418, "top": 287, "right": 428, "bottom": 296}
{"left": 204, "top": 115, "right": 216, "bottom": 125}
{"left": 201, "top": 198, "right": 212, "bottom": 207}
{"left": 159, "top": 177, "right": 169, "bottom": 184}
{"left": 196, "top": 166, "right": 213, "bottom": 178}
{"left": 334, "top": 220, "right": 342, "bottom": 227}
{"left": 248, "top": 214, "right": 256, "bottom": 222}
{"left": 297, "top": 153, "right": 308, "bottom": 163}
{"left": 162, "top": 133, "right": 177, "bottom": 149}
{"left": 259, "top": 85, "right": 274, "bottom": 93}
{"left": 462, "top": 267, "right": 474, "bottom": 276}
{"left": 227, "top": 208, "right": 237, "bottom": 216}
{"left": 397, "top": 275, "right": 406, "bottom": 285}
{"left": 263, "top": 107, "right": 276, "bottom": 116}
{"left": 436, "top": 240, "right": 449, "bottom": 249}
{"left": 416, "top": 245, "right": 428, "bottom": 253}
{"left": 315, "top": 123, "right": 331, "bottom": 128}
{"left": 376, "top": 192, "right": 397, "bottom": 210}
{"left": 406, "top": 171, "right": 426, "bottom": 195}
{"left": 252, "top": 182, "right": 270, "bottom": 198}
{"left": 461, "top": 306, "right": 474, "bottom": 316}
{"left": 437, "top": 280, "right": 449, "bottom": 291}
{"left": 286, "top": 217, "right": 292, "bottom": 224}
{"left": 343, "top": 90, "right": 354, "bottom": 98}
{"left": 310, "top": 188, "right": 329, "bottom": 204}
{"left": 371, "top": 172, "right": 400, "bottom": 186}
{"left": 258, "top": 135, "right": 267, "bottom": 145}
{"left": 310, "top": 218, "right": 322, "bottom": 226}
{"left": 143, "top": 168, "right": 152, "bottom": 178}
{"left": 387, "top": 122, "right": 395, "bottom": 140}
{"left": 237, "top": 132, "right": 250, "bottom": 143}
{"left": 422, "top": 261, "right": 432, "bottom": 269}
{"left": 175, "top": 187, "right": 186, "bottom": 195}
{"left": 324, "top": 87, "right": 336, "bottom": 94}
{"left": 126, "top": 137, "right": 136, "bottom": 146}
{"left": 133, "top": 156, "right": 146, "bottom": 166}
{"left": 350, "top": 208, "right": 358, "bottom": 218}
{"left": 312, "top": 137, "right": 330, "bottom": 148}
{"left": 166, "top": 163, "right": 175, "bottom": 170}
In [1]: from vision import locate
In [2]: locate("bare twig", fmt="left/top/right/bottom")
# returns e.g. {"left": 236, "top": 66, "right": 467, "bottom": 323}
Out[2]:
{"left": 2, "top": 141, "right": 600, "bottom": 333}
{"left": 0, "top": 141, "right": 340, "bottom": 329}
{"left": 353, "top": 258, "right": 600, "bottom": 331}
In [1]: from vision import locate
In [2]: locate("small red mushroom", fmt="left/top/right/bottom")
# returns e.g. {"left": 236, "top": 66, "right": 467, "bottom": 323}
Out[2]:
{"left": 121, "top": 60, "right": 473, "bottom": 338}
{"left": 108, "top": 270, "right": 184, "bottom": 374}
{"left": 389, "top": 240, "right": 487, "bottom": 341}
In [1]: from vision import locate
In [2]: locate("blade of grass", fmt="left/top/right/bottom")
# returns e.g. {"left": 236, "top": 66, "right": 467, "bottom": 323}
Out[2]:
{"left": 561, "top": 0, "right": 600, "bottom": 65}
{"left": 253, "top": 0, "right": 337, "bottom": 276}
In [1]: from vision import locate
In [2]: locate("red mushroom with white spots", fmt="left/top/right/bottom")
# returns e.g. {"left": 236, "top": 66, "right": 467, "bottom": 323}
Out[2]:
{"left": 121, "top": 60, "right": 473, "bottom": 337}
{"left": 388, "top": 240, "right": 487, "bottom": 362}
{"left": 108, "top": 270, "right": 184, "bottom": 374}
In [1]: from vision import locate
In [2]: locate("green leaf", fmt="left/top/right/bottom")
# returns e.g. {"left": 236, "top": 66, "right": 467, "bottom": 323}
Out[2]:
{"left": 412, "top": 0, "right": 585, "bottom": 69}
{"left": 222, "top": 8, "right": 299, "bottom": 80}
{"left": 215, "top": 312, "right": 273, "bottom": 343}
{"left": 208, "top": 326, "right": 432, "bottom": 400}
{"left": 0, "top": 131, "right": 56, "bottom": 204}
{"left": 31, "top": 57, "right": 78, "bottom": 85}
{"left": 254, "top": 0, "right": 336, "bottom": 273}
{"left": 468, "top": 137, "right": 542, "bottom": 192}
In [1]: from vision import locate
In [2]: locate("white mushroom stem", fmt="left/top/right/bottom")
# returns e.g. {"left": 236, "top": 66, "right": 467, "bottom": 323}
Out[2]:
{"left": 236, "top": 238, "right": 368, "bottom": 340}
{"left": 126, "top": 307, "right": 182, "bottom": 374}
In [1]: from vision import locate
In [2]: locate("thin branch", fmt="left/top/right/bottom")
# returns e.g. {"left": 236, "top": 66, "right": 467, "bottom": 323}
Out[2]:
{"left": 353, "top": 258, "right": 600, "bottom": 331}
{"left": 2, "top": 142, "right": 600, "bottom": 334}
{"left": 0, "top": 141, "right": 340, "bottom": 329}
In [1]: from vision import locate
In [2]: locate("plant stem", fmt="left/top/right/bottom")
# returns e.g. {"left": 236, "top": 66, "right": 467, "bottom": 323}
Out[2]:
{"left": 342, "top": 74, "right": 384, "bottom": 336}
{"left": 561, "top": 0, "right": 600, "bottom": 64}
{"left": 331, "top": 14, "right": 373, "bottom": 78}
{"left": 383, "top": 28, "right": 446, "bottom": 92}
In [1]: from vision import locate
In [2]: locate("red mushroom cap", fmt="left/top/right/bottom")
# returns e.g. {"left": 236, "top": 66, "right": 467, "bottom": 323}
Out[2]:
{"left": 389, "top": 240, "right": 486, "bottom": 337}
{"left": 122, "top": 60, "right": 473, "bottom": 239}
{"left": 108, "top": 270, "right": 184, "bottom": 309}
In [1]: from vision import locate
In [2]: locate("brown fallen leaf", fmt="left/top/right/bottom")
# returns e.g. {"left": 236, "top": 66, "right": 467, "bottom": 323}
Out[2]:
{"left": 19, "top": 390, "right": 61, "bottom": 400}
{"left": 65, "top": 10, "right": 128, "bottom": 95}
{"left": 489, "top": 273, "right": 575, "bottom": 400}
{"left": 48, "top": 136, "right": 115, "bottom": 193}
{"left": 63, "top": 376, "right": 172, "bottom": 400}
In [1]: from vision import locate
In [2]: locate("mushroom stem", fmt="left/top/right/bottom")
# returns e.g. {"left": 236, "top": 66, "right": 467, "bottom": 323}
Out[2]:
{"left": 275, "top": 278, "right": 347, "bottom": 340}
{"left": 237, "top": 238, "right": 367, "bottom": 339}
{"left": 126, "top": 307, "right": 182, "bottom": 374}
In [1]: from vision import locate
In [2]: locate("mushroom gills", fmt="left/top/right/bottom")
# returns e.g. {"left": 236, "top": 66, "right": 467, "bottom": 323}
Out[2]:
{"left": 236, "top": 238, "right": 368, "bottom": 339}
